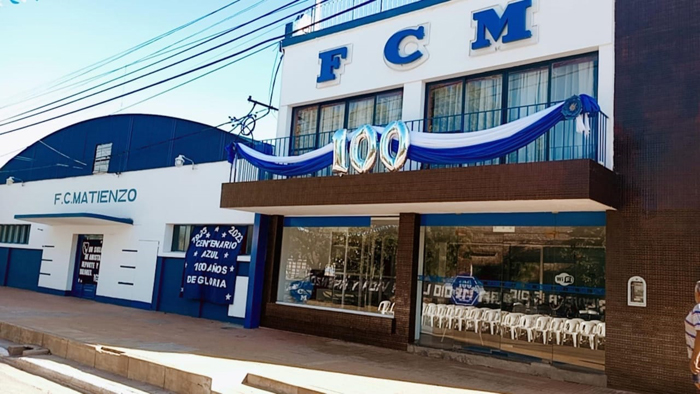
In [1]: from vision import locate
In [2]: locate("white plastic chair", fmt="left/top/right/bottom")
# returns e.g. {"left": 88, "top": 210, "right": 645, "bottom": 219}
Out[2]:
{"left": 478, "top": 309, "right": 500, "bottom": 335}
{"left": 595, "top": 322, "right": 606, "bottom": 349}
{"left": 378, "top": 300, "right": 391, "bottom": 315}
{"left": 457, "top": 307, "right": 475, "bottom": 331}
{"left": 578, "top": 320, "right": 601, "bottom": 349}
{"left": 466, "top": 308, "right": 485, "bottom": 333}
{"left": 438, "top": 305, "right": 456, "bottom": 328}
{"left": 450, "top": 306, "right": 467, "bottom": 330}
{"left": 388, "top": 302, "right": 395, "bottom": 315}
{"left": 543, "top": 318, "right": 566, "bottom": 345}
{"left": 561, "top": 318, "right": 584, "bottom": 347}
{"left": 422, "top": 303, "right": 437, "bottom": 326}
{"left": 528, "top": 315, "right": 552, "bottom": 343}
{"left": 501, "top": 313, "right": 523, "bottom": 339}
{"left": 516, "top": 315, "right": 540, "bottom": 341}
{"left": 434, "top": 304, "right": 448, "bottom": 328}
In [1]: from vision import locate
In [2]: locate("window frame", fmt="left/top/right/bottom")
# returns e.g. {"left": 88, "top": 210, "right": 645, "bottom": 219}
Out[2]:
{"left": 170, "top": 224, "right": 253, "bottom": 255}
{"left": 0, "top": 224, "right": 31, "bottom": 245}
{"left": 423, "top": 52, "right": 599, "bottom": 162}
{"left": 289, "top": 88, "right": 404, "bottom": 155}
{"left": 274, "top": 220, "right": 399, "bottom": 317}
{"left": 93, "top": 143, "right": 113, "bottom": 174}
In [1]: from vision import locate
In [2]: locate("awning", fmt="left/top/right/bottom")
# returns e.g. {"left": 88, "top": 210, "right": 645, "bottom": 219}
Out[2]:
{"left": 14, "top": 213, "right": 133, "bottom": 226}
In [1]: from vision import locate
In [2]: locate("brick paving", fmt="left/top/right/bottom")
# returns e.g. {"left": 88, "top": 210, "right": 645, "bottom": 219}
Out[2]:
{"left": 0, "top": 287, "right": 634, "bottom": 394}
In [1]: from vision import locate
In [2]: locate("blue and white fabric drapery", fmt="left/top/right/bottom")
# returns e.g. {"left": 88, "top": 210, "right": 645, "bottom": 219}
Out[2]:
{"left": 227, "top": 95, "right": 600, "bottom": 177}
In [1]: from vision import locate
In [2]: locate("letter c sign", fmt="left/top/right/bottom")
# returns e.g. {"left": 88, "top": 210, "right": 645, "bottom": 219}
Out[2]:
{"left": 384, "top": 24, "right": 430, "bottom": 70}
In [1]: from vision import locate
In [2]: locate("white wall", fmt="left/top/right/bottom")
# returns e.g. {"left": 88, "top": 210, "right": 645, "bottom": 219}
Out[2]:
{"left": 0, "top": 161, "right": 254, "bottom": 308}
{"left": 277, "top": 0, "right": 615, "bottom": 164}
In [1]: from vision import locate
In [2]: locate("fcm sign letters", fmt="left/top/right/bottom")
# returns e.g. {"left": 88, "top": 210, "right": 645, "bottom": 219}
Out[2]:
{"left": 316, "top": 0, "right": 536, "bottom": 86}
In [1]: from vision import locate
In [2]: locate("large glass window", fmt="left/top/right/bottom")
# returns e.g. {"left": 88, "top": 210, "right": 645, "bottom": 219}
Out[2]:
{"left": 290, "top": 90, "right": 403, "bottom": 155}
{"left": 419, "top": 225, "right": 605, "bottom": 372}
{"left": 277, "top": 220, "right": 399, "bottom": 315}
{"left": 425, "top": 54, "right": 598, "bottom": 164}
{"left": 0, "top": 224, "right": 30, "bottom": 245}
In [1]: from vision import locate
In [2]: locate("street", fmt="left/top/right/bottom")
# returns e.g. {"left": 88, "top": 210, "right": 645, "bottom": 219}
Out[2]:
{"left": 0, "top": 362, "right": 78, "bottom": 394}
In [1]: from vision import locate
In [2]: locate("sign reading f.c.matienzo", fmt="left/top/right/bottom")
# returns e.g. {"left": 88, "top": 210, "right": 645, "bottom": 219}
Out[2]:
{"left": 53, "top": 188, "right": 138, "bottom": 205}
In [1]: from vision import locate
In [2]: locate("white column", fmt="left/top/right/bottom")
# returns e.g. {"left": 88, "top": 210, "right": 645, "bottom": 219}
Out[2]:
{"left": 401, "top": 81, "right": 425, "bottom": 123}
{"left": 276, "top": 105, "right": 292, "bottom": 139}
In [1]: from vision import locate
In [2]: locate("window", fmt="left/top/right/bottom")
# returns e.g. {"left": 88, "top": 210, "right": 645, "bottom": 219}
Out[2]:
{"left": 93, "top": 143, "right": 113, "bottom": 174}
{"left": 171, "top": 224, "right": 253, "bottom": 254}
{"left": 419, "top": 225, "right": 605, "bottom": 371}
{"left": 171, "top": 225, "right": 193, "bottom": 252}
{"left": 425, "top": 54, "right": 598, "bottom": 163}
{"left": 0, "top": 224, "right": 30, "bottom": 245}
{"left": 276, "top": 220, "right": 398, "bottom": 315}
{"left": 291, "top": 90, "right": 403, "bottom": 155}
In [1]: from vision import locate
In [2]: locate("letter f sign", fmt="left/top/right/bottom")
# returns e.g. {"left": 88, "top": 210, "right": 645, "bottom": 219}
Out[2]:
{"left": 317, "top": 45, "right": 351, "bottom": 86}
{"left": 472, "top": 0, "right": 533, "bottom": 51}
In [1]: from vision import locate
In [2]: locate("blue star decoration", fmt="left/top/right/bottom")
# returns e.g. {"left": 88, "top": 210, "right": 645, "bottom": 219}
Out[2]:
{"left": 182, "top": 224, "right": 248, "bottom": 305}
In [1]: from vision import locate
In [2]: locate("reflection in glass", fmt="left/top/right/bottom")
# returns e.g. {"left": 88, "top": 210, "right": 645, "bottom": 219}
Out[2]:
{"left": 419, "top": 225, "right": 606, "bottom": 372}
{"left": 277, "top": 222, "right": 398, "bottom": 315}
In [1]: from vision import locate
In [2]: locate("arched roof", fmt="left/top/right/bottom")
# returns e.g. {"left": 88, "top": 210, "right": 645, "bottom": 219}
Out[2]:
{"left": 0, "top": 114, "right": 249, "bottom": 184}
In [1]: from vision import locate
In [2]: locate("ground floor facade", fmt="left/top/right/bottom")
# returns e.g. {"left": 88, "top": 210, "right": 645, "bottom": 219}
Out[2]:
{"left": 0, "top": 161, "right": 260, "bottom": 326}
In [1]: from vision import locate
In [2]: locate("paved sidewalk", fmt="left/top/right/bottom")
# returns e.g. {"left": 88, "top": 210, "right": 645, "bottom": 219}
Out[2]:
{"left": 0, "top": 287, "right": 632, "bottom": 394}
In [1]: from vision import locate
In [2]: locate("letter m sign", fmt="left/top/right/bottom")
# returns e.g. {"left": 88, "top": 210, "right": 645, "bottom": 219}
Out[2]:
{"left": 471, "top": 0, "right": 534, "bottom": 52}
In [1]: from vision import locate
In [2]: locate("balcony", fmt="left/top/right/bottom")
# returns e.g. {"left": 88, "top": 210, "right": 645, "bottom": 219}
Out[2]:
{"left": 288, "top": 0, "right": 421, "bottom": 37}
{"left": 232, "top": 103, "right": 610, "bottom": 183}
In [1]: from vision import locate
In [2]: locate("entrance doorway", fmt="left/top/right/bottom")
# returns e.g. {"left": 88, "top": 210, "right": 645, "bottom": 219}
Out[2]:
{"left": 72, "top": 234, "right": 103, "bottom": 299}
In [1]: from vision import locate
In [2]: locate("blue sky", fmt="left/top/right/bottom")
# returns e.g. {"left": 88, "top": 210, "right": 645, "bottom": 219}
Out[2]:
{"left": 0, "top": 0, "right": 310, "bottom": 165}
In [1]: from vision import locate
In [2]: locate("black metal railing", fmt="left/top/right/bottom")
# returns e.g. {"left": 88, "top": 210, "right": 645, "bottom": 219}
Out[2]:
{"left": 231, "top": 103, "right": 609, "bottom": 182}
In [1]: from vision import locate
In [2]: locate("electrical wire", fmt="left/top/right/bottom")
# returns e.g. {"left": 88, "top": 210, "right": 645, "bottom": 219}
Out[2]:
{"left": 113, "top": 41, "right": 278, "bottom": 114}
{"left": 0, "top": 0, "right": 304, "bottom": 125}
{"left": 0, "top": 0, "right": 274, "bottom": 113}
{"left": 38, "top": 141, "right": 88, "bottom": 166}
{"left": 0, "top": 0, "right": 244, "bottom": 109}
{"left": 0, "top": 0, "right": 373, "bottom": 136}
{"left": 110, "top": 19, "right": 288, "bottom": 115}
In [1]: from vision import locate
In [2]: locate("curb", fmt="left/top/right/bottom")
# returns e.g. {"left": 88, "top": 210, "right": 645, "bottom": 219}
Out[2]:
{"left": 243, "top": 373, "right": 324, "bottom": 394}
{"left": 0, "top": 356, "right": 131, "bottom": 394}
{"left": 0, "top": 321, "right": 212, "bottom": 394}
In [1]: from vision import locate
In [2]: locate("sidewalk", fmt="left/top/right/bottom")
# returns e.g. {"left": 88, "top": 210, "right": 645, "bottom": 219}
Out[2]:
{"left": 0, "top": 287, "right": 631, "bottom": 394}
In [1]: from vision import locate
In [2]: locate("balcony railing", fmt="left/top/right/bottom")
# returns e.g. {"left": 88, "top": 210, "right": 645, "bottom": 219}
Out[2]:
{"left": 289, "top": 0, "right": 420, "bottom": 37}
{"left": 231, "top": 103, "right": 609, "bottom": 183}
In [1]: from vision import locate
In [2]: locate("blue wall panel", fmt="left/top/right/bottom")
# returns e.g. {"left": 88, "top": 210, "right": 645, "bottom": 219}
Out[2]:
{"left": 5, "top": 248, "right": 42, "bottom": 291}
{"left": 154, "top": 257, "right": 245, "bottom": 325}
{"left": 0, "top": 248, "right": 9, "bottom": 286}
{"left": 156, "top": 258, "right": 200, "bottom": 317}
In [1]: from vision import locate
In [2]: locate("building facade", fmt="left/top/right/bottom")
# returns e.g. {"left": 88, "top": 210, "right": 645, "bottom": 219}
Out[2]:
{"left": 221, "top": 0, "right": 700, "bottom": 393}
{"left": 0, "top": 114, "right": 262, "bottom": 326}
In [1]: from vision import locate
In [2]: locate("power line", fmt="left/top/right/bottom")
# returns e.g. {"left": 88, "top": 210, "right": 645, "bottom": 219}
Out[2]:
{"left": 0, "top": 0, "right": 304, "bottom": 125}
{"left": 0, "top": 0, "right": 273, "bottom": 113}
{"left": 113, "top": 41, "right": 278, "bottom": 114}
{"left": 0, "top": 0, "right": 374, "bottom": 136}
{"left": 0, "top": 0, "right": 244, "bottom": 109}
{"left": 38, "top": 141, "right": 88, "bottom": 166}
{"left": 0, "top": 0, "right": 377, "bottom": 135}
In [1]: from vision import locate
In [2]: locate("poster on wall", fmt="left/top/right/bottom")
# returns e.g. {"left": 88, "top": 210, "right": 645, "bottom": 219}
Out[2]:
{"left": 183, "top": 225, "right": 247, "bottom": 305}
{"left": 78, "top": 238, "right": 102, "bottom": 285}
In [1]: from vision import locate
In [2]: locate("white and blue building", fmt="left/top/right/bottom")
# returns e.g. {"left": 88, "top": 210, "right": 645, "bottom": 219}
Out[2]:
{"left": 0, "top": 114, "right": 264, "bottom": 327}
{"left": 221, "top": 0, "right": 619, "bottom": 387}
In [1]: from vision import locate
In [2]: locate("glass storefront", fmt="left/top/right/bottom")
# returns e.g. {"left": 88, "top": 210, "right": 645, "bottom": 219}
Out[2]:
{"left": 277, "top": 220, "right": 399, "bottom": 315}
{"left": 418, "top": 225, "right": 605, "bottom": 372}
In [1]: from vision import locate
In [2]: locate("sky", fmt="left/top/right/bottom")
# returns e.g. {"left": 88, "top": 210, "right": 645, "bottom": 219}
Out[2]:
{"left": 0, "top": 0, "right": 312, "bottom": 167}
